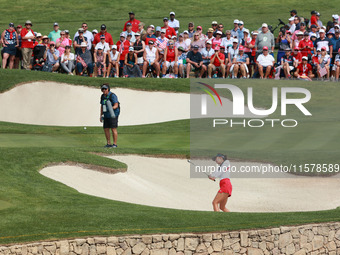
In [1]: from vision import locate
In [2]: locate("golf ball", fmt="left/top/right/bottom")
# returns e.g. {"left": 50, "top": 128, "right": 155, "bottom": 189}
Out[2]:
{"left": 84, "top": 127, "right": 87, "bottom": 130}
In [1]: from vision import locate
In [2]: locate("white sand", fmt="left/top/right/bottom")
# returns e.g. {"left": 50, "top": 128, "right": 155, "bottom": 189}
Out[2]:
{"left": 0, "top": 82, "right": 259, "bottom": 127}
{"left": 40, "top": 155, "right": 340, "bottom": 212}
{"left": 0, "top": 82, "right": 191, "bottom": 126}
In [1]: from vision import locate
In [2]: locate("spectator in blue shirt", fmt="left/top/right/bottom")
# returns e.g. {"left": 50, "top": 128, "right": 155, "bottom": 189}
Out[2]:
{"left": 43, "top": 42, "right": 60, "bottom": 72}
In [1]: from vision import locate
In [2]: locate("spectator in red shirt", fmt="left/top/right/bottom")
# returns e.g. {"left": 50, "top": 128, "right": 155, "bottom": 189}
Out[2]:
{"left": 93, "top": 24, "right": 113, "bottom": 47}
{"left": 21, "top": 20, "right": 35, "bottom": 70}
{"left": 208, "top": 46, "right": 226, "bottom": 78}
{"left": 310, "top": 11, "right": 318, "bottom": 28}
{"left": 123, "top": 11, "right": 140, "bottom": 33}
{"left": 291, "top": 47, "right": 302, "bottom": 64}
{"left": 116, "top": 32, "right": 130, "bottom": 67}
{"left": 298, "top": 32, "right": 313, "bottom": 57}
{"left": 162, "top": 17, "right": 176, "bottom": 39}
{"left": 294, "top": 56, "right": 314, "bottom": 79}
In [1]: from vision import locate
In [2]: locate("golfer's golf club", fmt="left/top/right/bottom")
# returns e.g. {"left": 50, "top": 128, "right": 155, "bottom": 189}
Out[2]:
{"left": 187, "top": 160, "right": 215, "bottom": 181}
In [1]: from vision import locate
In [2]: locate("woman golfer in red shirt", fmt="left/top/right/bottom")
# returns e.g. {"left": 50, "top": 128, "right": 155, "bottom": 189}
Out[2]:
{"left": 209, "top": 153, "right": 232, "bottom": 212}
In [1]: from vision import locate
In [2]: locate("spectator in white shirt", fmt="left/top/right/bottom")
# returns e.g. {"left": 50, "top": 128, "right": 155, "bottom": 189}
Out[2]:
{"left": 168, "top": 12, "right": 180, "bottom": 34}
{"left": 256, "top": 46, "right": 275, "bottom": 79}
{"left": 73, "top": 23, "right": 94, "bottom": 50}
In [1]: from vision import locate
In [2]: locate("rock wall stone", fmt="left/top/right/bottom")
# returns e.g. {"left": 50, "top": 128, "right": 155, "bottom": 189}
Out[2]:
{"left": 0, "top": 222, "right": 339, "bottom": 255}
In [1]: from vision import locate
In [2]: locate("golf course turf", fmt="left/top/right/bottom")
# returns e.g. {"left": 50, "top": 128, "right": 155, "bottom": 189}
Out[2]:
{"left": 0, "top": 69, "right": 340, "bottom": 244}
{"left": 1, "top": 0, "right": 340, "bottom": 244}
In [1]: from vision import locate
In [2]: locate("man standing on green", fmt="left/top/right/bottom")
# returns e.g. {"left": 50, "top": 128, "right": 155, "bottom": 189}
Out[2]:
{"left": 100, "top": 84, "right": 120, "bottom": 148}
{"left": 48, "top": 23, "right": 61, "bottom": 43}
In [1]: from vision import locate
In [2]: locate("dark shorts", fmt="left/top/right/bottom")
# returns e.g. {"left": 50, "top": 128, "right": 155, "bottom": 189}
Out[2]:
{"left": 3, "top": 44, "right": 17, "bottom": 56}
{"left": 103, "top": 117, "right": 118, "bottom": 129}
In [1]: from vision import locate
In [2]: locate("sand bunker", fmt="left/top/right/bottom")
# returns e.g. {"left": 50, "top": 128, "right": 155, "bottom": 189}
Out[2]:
{"left": 0, "top": 82, "right": 191, "bottom": 126}
{"left": 0, "top": 81, "right": 260, "bottom": 127}
{"left": 40, "top": 155, "right": 340, "bottom": 212}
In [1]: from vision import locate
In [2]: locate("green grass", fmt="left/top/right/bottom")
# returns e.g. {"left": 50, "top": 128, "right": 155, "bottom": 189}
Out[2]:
{"left": 1, "top": 0, "right": 340, "bottom": 245}
{"left": 0, "top": 69, "right": 188, "bottom": 93}
{"left": 0, "top": 122, "right": 339, "bottom": 245}
{"left": 0, "top": 0, "right": 339, "bottom": 39}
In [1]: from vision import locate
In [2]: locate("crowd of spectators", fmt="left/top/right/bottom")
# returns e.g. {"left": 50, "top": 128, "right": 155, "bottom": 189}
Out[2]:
{"left": 2, "top": 10, "right": 340, "bottom": 80}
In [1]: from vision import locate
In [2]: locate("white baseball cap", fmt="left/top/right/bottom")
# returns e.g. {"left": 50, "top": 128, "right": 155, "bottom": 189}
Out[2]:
{"left": 243, "top": 29, "right": 249, "bottom": 34}
{"left": 233, "top": 38, "right": 238, "bottom": 43}
{"left": 239, "top": 20, "right": 244, "bottom": 25}
{"left": 216, "top": 31, "right": 222, "bottom": 35}
{"left": 92, "top": 29, "right": 98, "bottom": 33}
{"left": 319, "top": 29, "right": 325, "bottom": 33}
{"left": 161, "top": 28, "right": 166, "bottom": 33}
{"left": 289, "top": 17, "right": 294, "bottom": 21}
{"left": 129, "top": 46, "right": 134, "bottom": 51}
{"left": 262, "top": 23, "right": 268, "bottom": 28}
{"left": 112, "top": 45, "right": 117, "bottom": 49}
{"left": 120, "top": 32, "right": 126, "bottom": 37}
{"left": 170, "top": 11, "right": 175, "bottom": 16}
{"left": 234, "top": 19, "right": 239, "bottom": 24}
{"left": 206, "top": 40, "right": 212, "bottom": 44}
{"left": 252, "top": 31, "right": 259, "bottom": 35}
{"left": 332, "top": 14, "right": 339, "bottom": 20}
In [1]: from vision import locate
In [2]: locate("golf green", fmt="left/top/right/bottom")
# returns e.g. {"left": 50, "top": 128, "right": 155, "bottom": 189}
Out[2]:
{"left": 0, "top": 200, "right": 12, "bottom": 211}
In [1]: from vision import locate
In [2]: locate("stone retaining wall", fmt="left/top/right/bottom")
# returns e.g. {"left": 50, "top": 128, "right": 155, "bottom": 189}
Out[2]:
{"left": 1, "top": 222, "right": 339, "bottom": 255}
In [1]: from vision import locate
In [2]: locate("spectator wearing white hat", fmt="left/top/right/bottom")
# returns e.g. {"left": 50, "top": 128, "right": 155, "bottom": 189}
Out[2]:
{"left": 107, "top": 45, "right": 120, "bottom": 77}
{"left": 314, "top": 29, "right": 333, "bottom": 58}
{"left": 183, "top": 30, "right": 191, "bottom": 50}
{"left": 168, "top": 12, "right": 180, "bottom": 34}
{"left": 21, "top": 20, "right": 35, "bottom": 70}
{"left": 123, "top": 46, "right": 142, "bottom": 77}
{"left": 211, "top": 21, "right": 218, "bottom": 33}
{"left": 230, "top": 19, "right": 239, "bottom": 38}
{"left": 116, "top": 32, "right": 131, "bottom": 68}
{"left": 76, "top": 42, "right": 93, "bottom": 76}
{"left": 237, "top": 21, "right": 245, "bottom": 42}
{"left": 213, "top": 23, "right": 226, "bottom": 38}
{"left": 133, "top": 32, "right": 145, "bottom": 65}
{"left": 142, "top": 40, "right": 160, "bottom": 78}
{"left": 201, "top": 40, "right": 215, "bottom": 66}
{"left": 175, "top": 33, "right": 189, "bottom": 52}
{"left": 156, "top": 29, "right": 169, "bottom": 52}
{"left": 332, "top": 14, "right": 340, "bottom": 25}
{"left": 255, "top": 23, "right": 275, "bottom": 55}
{"left": 288, "top": 17, "right": 296, "bottom": 34}
{"left": 227, "top": 38, "right": 239, "bottom": 78}
{"left": 211, "top": 31, "right": 223, "bottom": 50}
{"left": 48, "top": 22, "right": 61, "bottom": 43}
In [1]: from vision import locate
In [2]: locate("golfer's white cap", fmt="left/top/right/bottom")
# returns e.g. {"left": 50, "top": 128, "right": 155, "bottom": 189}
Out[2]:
{"left": 234, "top": 19, "right": 239, "bottom": 24}
{"left": 262, "top": 23, "right": 268, "bottom": 28}
{"left": 289, "top": 17, "right": 294, "bottom": 21}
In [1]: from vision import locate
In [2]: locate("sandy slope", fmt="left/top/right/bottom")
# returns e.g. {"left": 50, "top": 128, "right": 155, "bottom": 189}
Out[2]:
{"left": 0, "top": 82, "right": 191, "bottom": 126}
{"left": 40, "top": 155, "right": 340, "bottom": 212}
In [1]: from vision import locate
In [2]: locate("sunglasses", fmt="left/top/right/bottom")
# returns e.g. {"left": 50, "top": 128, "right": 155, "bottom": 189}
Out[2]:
{"left": 101, "top": 88, "right": 108, "bottom": 91}
{"left": 219, "top": 26, "right": 224, "bottom": 28}
{"left": 197, "top": 28, "right": 202, "bottom": 30}
{"left": 82, "top": 25, "right": 87, "bottom": 28}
